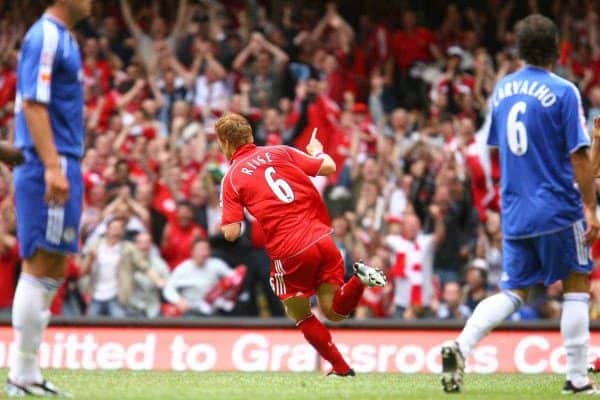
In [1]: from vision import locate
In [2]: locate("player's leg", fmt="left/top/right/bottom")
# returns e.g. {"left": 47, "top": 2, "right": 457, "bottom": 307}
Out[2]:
{"left": 316, "top": 283, "right": 346, "bottom": 322}
{"left": 441, "top": 237, "right": 535, "bottom": 393}
{"left": 455, "top": 288, "right": 526, "bottom": 357}
{"left": 553, "top": 221, "right": 597, "bottom": 394}
{"left": 8, "top": 251, "right": 66, "bottom": 390}
{"left": 272, "top": 242, "right": 354, "bottom": 376}
{"left": 561, "top": 272, "right": 594, "bottom": 393}
{"left": 441, "top": 290, "right": 526, "bottom": 393}
{"left": 282, "top": 295, "right": 353, "bottom": 375}
{"left": 7, "top": 156, "right": 81, "bottom": 396}
{"left": 315, "top": 238, "right": 385, "bottom": 321}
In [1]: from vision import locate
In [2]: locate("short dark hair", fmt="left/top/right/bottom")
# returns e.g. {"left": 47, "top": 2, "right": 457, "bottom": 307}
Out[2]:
{"left": 516, "top": 14, "right": 559, "bottom": 67}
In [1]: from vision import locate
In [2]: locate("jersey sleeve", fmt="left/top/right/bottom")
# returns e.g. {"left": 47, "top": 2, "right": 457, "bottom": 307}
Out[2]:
{"left": 283, "top": 146, "right": 324, "bottom": 177}
{"left": 20, "top": 21, "right": 60, "bottom": 104}
{"left": 220, "top": 172, "right": 244, "bottom": 226}
{"left": 562, "top": 83, "right": 590, "bottom": 154}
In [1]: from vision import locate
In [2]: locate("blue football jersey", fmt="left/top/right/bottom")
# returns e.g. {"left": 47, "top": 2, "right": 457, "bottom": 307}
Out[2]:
{"left": 488, "top": 66, "right": 589, "bottom": 239}
{"left": 14, "top": 14, "right": 84, "bottom": 158}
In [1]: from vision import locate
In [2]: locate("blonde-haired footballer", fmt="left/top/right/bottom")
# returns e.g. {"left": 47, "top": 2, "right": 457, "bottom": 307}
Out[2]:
{"left": 216, "top": 113, "right": 386, "bottom": 377}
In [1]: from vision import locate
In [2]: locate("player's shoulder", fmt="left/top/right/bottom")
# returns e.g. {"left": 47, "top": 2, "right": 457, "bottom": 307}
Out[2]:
{"left": 264, "top": 144, "right": 291, "bottom": 155}
{"left": 27, "top": 16, "right": 62, "bottom": 40}
{"left": 22, "top": 19, "right": 44, "bottom": 46}
{"left": 270, "top": 144, "right": 309, "bottom": 159}
{"left": 490, "top": 71, "right": 517, "bottom": 105}
{"left": 494, "top": 68, "right": 521, "bottom": 88}
{"left": 546, "top": 72, "right": 582, "bottom": 100}
{"left": 22, "top": 17, "right": 61, "bottom": 51}
{"left": 222, "top": 163, "right": 238, "bottom": 189}
{"left": 251, "top": 144, "right": 298, "bottom": 162}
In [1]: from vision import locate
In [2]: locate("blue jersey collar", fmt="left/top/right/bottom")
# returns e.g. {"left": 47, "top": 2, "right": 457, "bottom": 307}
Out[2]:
{"left": 524, "top": 64, "right": 550, "bottom": 73}
{"left": 42, "top": 13, "right": 67, "bottom": 29}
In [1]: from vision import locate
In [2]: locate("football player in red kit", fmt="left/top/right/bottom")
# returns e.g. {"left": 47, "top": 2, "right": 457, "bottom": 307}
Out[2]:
{"left": 217, "top": 113, "right": 386, "bottom": 376}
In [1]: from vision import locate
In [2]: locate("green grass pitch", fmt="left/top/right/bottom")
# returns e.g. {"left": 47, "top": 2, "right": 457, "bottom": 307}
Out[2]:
{"left": 0, "top": 369, "right": 574, "bottom": 399}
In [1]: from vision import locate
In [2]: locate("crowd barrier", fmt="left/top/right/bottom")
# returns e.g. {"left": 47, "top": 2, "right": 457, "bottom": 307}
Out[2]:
{"left": 1, "top": 318, "right": 599, "bottom": 373}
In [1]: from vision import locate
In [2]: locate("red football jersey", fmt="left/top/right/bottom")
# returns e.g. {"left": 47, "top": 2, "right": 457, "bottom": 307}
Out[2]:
{"left": 221, "top": 144, "right": 332, "bottom": 259}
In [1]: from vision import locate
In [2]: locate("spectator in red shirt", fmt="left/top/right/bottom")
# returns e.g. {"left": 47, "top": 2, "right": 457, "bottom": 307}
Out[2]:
{"left": 364, "top": 20, "right": 393, "bottom": 74}
{"left": 0, "top": 218, "right": 19, "bottom": 315}
{"left": 322, "top": 53, "right": 357, "bottom": 105}
{"left": 50, "top": 257, "right": 84, "bottom": 317}
{"left": 0, "top": 51, "right": 17, "bottom": 129}
{"left": 161, "top": 201, "right": 208, "bottom": 270}
{"left": 392, "top": 10, "right": 440, "bottom": 72}
{"left": 82, "top": 37, "right": 113, "bottom": 94}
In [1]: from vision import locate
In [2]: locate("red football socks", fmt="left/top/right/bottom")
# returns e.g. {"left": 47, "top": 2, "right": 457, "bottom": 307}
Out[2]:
{"left": 297, "top": 314, "right": 351, "bottom": 374}
{"left": 332, "top": 276, "right": 365, "bottom": 317}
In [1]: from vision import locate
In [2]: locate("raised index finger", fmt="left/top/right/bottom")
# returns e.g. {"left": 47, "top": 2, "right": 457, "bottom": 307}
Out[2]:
{"left": 311, "top": 128, "right": 318, "bottom": 142}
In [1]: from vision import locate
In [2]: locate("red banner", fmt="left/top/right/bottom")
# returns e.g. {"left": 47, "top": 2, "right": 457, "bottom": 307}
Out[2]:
{"left": 0, "top": 327, "right": 599, "bottom": 373}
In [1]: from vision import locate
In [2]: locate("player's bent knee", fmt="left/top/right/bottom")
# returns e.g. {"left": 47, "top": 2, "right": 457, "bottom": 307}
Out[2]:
{"left": 509, "top": 288, "right": 528, "bottom": 303}
{"left": 23, "top": 249, "right": 68, "bottom": 279}
{"left": 563, "top": 272, "right": 591, "bottom": 293}
{"left": 283, "top": 297, "right": 311, "bottom": 322}
{"left": 322, "top": 308, "right": 345, "bottom": 322}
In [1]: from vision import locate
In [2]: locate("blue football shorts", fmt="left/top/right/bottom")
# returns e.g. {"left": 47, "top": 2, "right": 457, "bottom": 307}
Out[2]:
{"left": 13, "top": 151, "right": 83, "bottom": 259}
{"left": 500, "top": 220, "right": 592, "bottom": 290}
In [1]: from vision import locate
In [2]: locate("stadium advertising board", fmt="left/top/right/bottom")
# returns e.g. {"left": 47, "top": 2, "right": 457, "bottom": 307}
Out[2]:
{"left": 0, "top": 327, "right": 597, "bottom": 373}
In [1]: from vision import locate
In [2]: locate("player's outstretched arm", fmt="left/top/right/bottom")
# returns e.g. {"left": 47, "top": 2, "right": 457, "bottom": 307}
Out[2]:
{"left": 306, "top": 129, "right": 336, "bottom": 176}
{"left": 571, "top": 146, "right": 600, "bottom": 244}
{"left": 591, "top": 117, "right": 600, "bottom": 177}
{"left": 311, "top": 152, "right": 336, "bottom": 176}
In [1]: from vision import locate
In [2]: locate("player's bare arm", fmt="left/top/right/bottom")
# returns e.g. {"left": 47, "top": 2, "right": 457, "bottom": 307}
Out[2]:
{"left": 22, "top": 100, "right": 69, "bottom": 205}
{"left": 570, "top": 146, "right": 600, "bottom": 244}
{"left": 591, "top": 116, "right": 600, "bottom": 177}
{"left": 306, "top": 128, "right": 336, "bottom": 176}
{"left": 0, "top": 141, "right": 24, "bottom": 167}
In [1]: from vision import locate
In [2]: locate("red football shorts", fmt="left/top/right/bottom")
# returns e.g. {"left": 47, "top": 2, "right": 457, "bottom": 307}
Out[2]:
{"left": 269, "top": 235, "right": 345, "bottom": 300}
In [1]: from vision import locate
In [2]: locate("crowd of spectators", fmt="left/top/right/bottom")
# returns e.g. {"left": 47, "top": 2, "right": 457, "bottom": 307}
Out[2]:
{"left": 0, "top": 0, "right": 600, "bottom": 321}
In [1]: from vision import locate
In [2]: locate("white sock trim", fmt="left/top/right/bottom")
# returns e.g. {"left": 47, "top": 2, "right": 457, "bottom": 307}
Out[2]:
{"left": 563, "top": 292, "right": 590, "bottom": 303}
{"left": 19, "top": 273, "right": 62, "bottom": 291}
{"left": 503, "top": 290, "right": 524, "bottom": 308}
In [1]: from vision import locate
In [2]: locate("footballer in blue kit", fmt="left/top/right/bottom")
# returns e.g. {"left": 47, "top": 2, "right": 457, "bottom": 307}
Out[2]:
{"left": 14, "top": 13, "right": 85, "bottom": 259}
{"left": 489, "top": 65, "right": 592, "bottom": 289}
{"left": 441, "top": 15, "right": 600, "bottom": 395}
{"left": 6, "top": 1, "right": 91, "bottom": 397}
